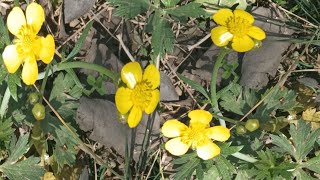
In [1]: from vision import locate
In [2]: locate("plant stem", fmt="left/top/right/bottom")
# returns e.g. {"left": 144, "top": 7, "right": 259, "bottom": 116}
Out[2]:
{"left": 37, "top": 61, "right": 116, "bottom": 81}
{"left": 232, "top": 152, "right": 257, "bottom": 163}
{"left": 210, "top": 48, "right": 230, "bottom": 127}
{"left": 39, "top": 65, "right": 51, "bottom": 104}
{"left": 0, "top": 87, "right": 10, "bottom": 119}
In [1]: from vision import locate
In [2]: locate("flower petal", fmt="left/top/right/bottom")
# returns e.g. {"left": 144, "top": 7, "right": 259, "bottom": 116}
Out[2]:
{"left": 213, "top": 9, "right": 233, "bottom": 26}
{"left": 189, "top": 109, "right": 212, "bottom": 125}
{"left": 22, "top": 58, "right": 38, "bottom": 85}
{"left": 7, "top": 7, "right": 26, "bottom": 37}
{"left": 211, "top": 26, "right": 233, "bottom": 47}
{"left": 234, "top": 9, "right": 254, "bottom": 25}
{"left": 196, "top": 141, "right": 220, "bottom": 160}
{"left": 121, "top": 62, "right": 142, "bottom": 89}
{"left": 128, "top": 106, "right": 143, "bottom": 128}
{"left": 2, "top": 45, "right": 23, "bottom": 73}
{"left": 206, "top": 126, "right": 230, "bottom": 141}
{"left": 26, "top": 2, "right": 44, "bottom": 34}
{"left": 165, "top": 137, "right": 190, "bottom": 156}
{"left": 144, "top": 89, "right": 160, "bottom": 114}
{"left": 37, "top": 35, "right": 55, "bottom": 64}
{"left": 143, "top": 64, "right": 160, "bottom": 89}
{"left": 161, "top": 120, "right": 188, "bottom": 138}
{"left": 231, "top": 35, "right": 254, "bottom": 52}
{"left": 247, "top": 26, "right": 266, "bottom": 41}
{"left": 115, "top": 87, "right": 133, "bottom": 114}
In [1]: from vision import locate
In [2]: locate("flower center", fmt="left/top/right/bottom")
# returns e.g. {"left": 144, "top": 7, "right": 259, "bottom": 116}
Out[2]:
{"left": 181, "top": 123, "right": 209, "bottom": 149}
{"left": 131, "top": 80, "right": 153, "bottom": 110}
{"left": 14, "top": 25, "right": 40, "bottom": 59}
{"left": 226, "top": 16, "right": 250, "bottom": 37}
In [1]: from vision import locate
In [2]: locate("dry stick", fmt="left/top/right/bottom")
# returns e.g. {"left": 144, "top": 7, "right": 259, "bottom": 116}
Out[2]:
{"left": 32, "top": 85, "right": 122, "bottom": 178}
{"left": 116, "top": 34, "right": 135, "bottom": 62}
{"left": 161, "top": 58, "right": 202, "bottom": 109}
{"left": 187, "top": 33, "right": 211, "bottom": 51}
{"left": 56, "top": 4, "right": 109, "bottom": 52}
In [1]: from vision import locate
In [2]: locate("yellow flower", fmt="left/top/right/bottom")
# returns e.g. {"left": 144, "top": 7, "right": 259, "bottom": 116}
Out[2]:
{"left": 115, "top": 62, "right": 160, "bottom": 128}
{"left": 161, "top": 110, "right": 230, "bottom": 160}
{"left": 2, "top": 2, "right": 55, "bottom": 85}
{"left": 211, "top": 9, "right": 266, "bottom": 52}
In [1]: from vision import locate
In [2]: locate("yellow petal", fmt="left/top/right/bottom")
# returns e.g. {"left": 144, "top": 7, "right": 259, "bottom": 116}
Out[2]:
{"left": 161, "top": 120, "right": 188, "bottom": 138}
{"left": 115, "top": 87, "right": 133, "bottom": 114}
{"left": 206, "top": 126, "right": 230, "bottom": 141}
{"left": 211, "top": 26, "right": 233, "bottom": 47}
{"left": 22, "top": 58, "right": 38, "bottom": 85}
{"left": 128, "top": 106, "right": 143, "bottom": 128}
{"left": 165, "top": 137, "right": 190, "bottom": 156}
{"left": 231, "top": 35, "right": 254, "bottom": 52}
{"left": 121, "top": 62, "right": 142, "bottom": 89}
{"left": 144, "top": 89, "right": 160, "bottom": 114}
{"left": 7, "top": 7, "right": 26, "bottom": 37}
{"left": 189, "top": 109, "right": 212, "bottom": 125}
{"left": 213, "top": 9, "right": 233, "bottom": 26}
{"left": 196, "top": 141, "right": 220, "bottom": 160}
{"left": 143, "top": 64, "right": 160, "bottom": 89}
{"left": 234, "top": 9, "right": 254, "bottom": 25}
{"left": 26, "top": 2, "right": 44, "bottom": 34}
{"left": 2, "top": 45, "right": 23, "bottom": 73}
{"left": 247, "top": 26, "right": 266, "bottom": 41}
{"left": 38, "top": 35, "right": 55, "bottom": 64}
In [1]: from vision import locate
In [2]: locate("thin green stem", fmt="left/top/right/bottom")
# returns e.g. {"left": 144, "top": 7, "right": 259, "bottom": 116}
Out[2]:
{"left": 210, "top": 48, "right": 230, "bottom": 127}
{"left": 212, "top": 113, "right": 239, "bottom": 125}
{"left": 39, "top": 64, "right": 51, "bottom": 104}
{"left": 37, "top": 61, "right": 116, "bottom": 81}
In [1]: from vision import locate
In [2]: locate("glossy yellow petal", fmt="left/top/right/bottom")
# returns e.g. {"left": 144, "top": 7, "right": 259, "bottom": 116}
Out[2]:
{"left": 189, "top": 109, "right": 212, "bottom": 125}
{"left": 22, "top": 58, "right": 38, "bottom": 85}
{"left": 26, "top": 2, "right": 44, "bottom": 34}
{"left": 165, "top": 137, "right": 190, "bottom": 156}
{"left": 143, "top": 64, "right": 160, "bottom": 89}
{"left": 196, "top": 141, "right": 220, "bottom": 160}
{"left": 247, "top": 26, "right": 266, "bottom": 41}
{"left": 212, "top": 9, "right": 233, "bottom": 26}
{"left": 115, "top": 87, "right": 133, "bottom": 114}
{"left": 128, "top": 106, "right": 143, "bottom": 128}
{"left": 121, "top": 62, "right": 142, "bottom": 89}
{"left": 206, "top": 126, "right": 230, "bottom": 141}
{"left": 234, "top": 9, "right": 254, "bottom": 25}
{"left": 231, "top": 35, "right": 254, "bottom": 52}
{"left": 7, "top": 7, "right": 26, "bottom": 37}
{"left": 2, "top": 45, "right": 23, "bottom": 73}
{"left": 161, "top": 120, "right": 188, "bottom": 138}
{"left": 144, "top": 89, "right": 160, "bottom": 114}
{"left": 211, "top": 26, "right": 233, "bottom": 47}
{"left": 37, "top": 35, "right": 55, "bottom": 64}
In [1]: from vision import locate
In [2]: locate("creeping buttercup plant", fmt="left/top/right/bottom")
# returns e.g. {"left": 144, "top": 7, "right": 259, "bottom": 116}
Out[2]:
{"left": 0, "top": 0, "right": 319, "bottom": 179}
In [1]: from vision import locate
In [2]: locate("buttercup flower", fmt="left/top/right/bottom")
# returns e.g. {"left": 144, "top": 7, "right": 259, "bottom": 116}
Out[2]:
{"left": 161, "top": 110, "right": 230, "bottom": 160}
{"left": 115, "top": 62, "right": 160, "bottom": 128}
{"left": 2, "top": 2, "right": 55, "bottom": 85}
{"left": 211, "top": 9, "right": 266, "bottom": 52}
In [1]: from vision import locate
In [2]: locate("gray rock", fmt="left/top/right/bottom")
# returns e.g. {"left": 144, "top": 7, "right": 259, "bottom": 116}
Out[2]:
{"left": 160, "top": 72, "right": 179, "bottom": 101}
{"left": 64, "top": 0, "right": 96, "bottom": 23}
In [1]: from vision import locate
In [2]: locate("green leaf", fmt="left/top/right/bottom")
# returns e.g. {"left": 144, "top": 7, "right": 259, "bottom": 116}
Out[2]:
{"left": 0, "top": 16, "right": 11, "bottom": 45}
{"left": 167, "top": 2, "right": 207, "bottom": 18}
{"left": 151, "top": 11, "right": 175, "bottom": 57}
{"left": 0, "top": 157, "right": 45, "bottom": 180}
{"left": 218, "top": 142, "right": 243, "bottom": 156}
{"left": 302, "top": 155, "right": 320, "bottom": 174}
{"left": 219, "top": 83, "right": 244, "bottom": 115}
{"left": 87, "top": 75, "right": 96, "bottom": 86}
{"left": 109, "top": 0, "right": 149, "bottom": 19}
{"left": 65, "top": 68, "right": 84, "bottom": 89}
{"left": 178, "top": 74, "right": 210, "bottom": 102}
{"left": 49, "top": 72, "right": 75, "bottom": 101}
{"left": 172, "top": 152, "right": 198, "bottom": 165}
{"left": 215, "top": 156, "right": 235, "bottom": 180}
{"left": 6, "top": 133, "right": 30, "bottom": 164}
{"left": 7, "top": 74, "right": 19, "bottom": 102}
{"left": 173, "top": 157, "right": 200, "bottom": 179}
{"left": 161, "top": 0, "right": 180, "bottom": 7}
{"left": 270, "top": 133, "right": 294, "bottom": 156}
{"left": 66, "top": 21, "right": 93, "bottom": 60}
{"left": 203, "top": 165, "right": 220, "bottom": 180}
{"left": 0, "top": 118, "right": 14, "bottom": 142}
